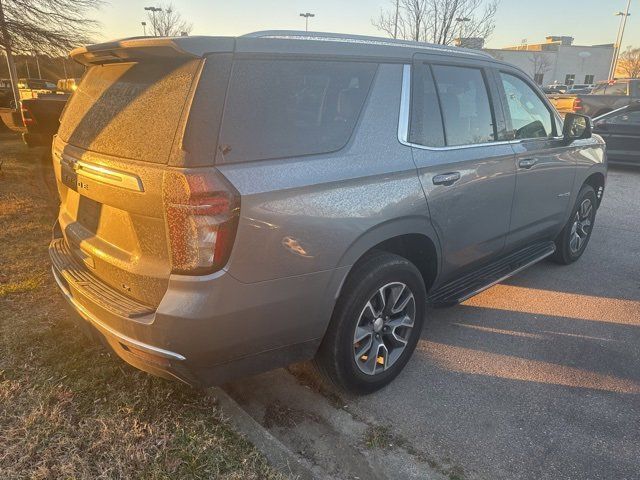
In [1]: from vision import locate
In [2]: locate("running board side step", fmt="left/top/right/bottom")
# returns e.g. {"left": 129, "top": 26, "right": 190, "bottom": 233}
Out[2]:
{"left": 428, "top": 242, "right": 556, "bottom": 307}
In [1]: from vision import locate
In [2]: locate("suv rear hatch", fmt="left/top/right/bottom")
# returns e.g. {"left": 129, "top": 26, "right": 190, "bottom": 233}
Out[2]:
{"left": 53, "top": 39, "right": 233, "bottom": 308}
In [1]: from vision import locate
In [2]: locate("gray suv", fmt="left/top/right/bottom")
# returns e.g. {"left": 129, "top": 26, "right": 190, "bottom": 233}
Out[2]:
{"left": 50, "top": 32, "right": 606, "bottom": 394}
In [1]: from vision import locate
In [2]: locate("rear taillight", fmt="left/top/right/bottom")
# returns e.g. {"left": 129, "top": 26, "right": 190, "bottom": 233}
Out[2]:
{"left": 21, "top": 104, "right": 34, "bottom": 126}
{"left": 163, "top": 170, "right": 240, "bottom": 275}
{"left": 572, "top": 98, "right": 583, "bottom": 112}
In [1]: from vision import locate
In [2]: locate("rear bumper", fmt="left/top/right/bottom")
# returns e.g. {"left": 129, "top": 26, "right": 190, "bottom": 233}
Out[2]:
{"left": 52, "top": 266, "right": 196, "bottom": 384}
{"left": 49, "top": 237, "right": 346, "bottom": 386}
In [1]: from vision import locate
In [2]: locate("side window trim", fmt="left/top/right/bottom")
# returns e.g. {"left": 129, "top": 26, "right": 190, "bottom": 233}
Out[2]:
{"left": 496, "top": 69, "right": 561, "bottom": 141}
{"left": 399, "top": 62, "right": 509, "bottom": 151}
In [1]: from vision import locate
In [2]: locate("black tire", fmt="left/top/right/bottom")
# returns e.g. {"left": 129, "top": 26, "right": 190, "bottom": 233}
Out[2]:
{"left": 314, "top": 251, "right": 426, "bottom": 394}
{"left": 551, "top": 184, "right": 597, "bottom": 265}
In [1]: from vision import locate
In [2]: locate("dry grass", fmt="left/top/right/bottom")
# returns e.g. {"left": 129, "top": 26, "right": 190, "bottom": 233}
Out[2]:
{"left": 0, "top": 136, "right": 283, "bottom": 480}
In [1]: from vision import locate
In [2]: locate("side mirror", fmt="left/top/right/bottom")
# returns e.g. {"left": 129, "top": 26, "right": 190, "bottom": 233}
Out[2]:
{"left": 563, "top": 113, "right": 592, "bottom": 142}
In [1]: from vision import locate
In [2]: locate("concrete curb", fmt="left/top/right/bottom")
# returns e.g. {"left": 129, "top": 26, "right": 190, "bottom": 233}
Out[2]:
{"left": 209, "top": 387, "right": 319, "bottom": 480}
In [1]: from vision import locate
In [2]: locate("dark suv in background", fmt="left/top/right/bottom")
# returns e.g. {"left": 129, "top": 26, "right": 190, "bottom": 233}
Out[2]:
{"left": 50, "top": 32, "right": 606, "bottom": 394}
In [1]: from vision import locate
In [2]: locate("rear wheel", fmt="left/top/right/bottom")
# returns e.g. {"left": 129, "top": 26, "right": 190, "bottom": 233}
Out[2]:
{"left": 551, "top": 184, "right": 597, "bottom": 264}
{"left": 314, "top": 252, "right": 426, "bottom": 394}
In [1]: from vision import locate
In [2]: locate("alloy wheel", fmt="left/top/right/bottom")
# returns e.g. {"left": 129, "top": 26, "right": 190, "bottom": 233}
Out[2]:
{"left": 569, "top": 198, "right": 593, "bottom": 254}
{"left": 353, "top": 282, "right": 416, "bottom": 376}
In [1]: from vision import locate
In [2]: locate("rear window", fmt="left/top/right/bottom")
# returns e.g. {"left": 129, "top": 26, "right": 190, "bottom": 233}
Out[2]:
{"left": 58, "top": 59, "right": 200, "bottom": 163}
{"left": 217, "top": 60, "right": 377, "bottom": 163}
{"left": 606, "top": 82, "right": 628, "bottom": 96}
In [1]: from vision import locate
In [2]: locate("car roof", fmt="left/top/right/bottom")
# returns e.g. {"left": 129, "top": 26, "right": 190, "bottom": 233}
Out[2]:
{"left": 71, "top": 30, "right": 495, "bottom": 65}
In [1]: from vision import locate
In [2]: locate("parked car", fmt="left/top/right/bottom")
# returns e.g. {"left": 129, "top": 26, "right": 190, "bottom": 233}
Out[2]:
{"left": 17, "top": 78, "right": 57, "bottom": 100}
{"left": 593, "top": 104, "right": 640, "bottom": 167}
{"left": 21, "top": 93, "right": 69, "bottom": 147}
{"left": 549, "top": 79, "right": 640, "bottom": 117}
{"left": 49, "top": 32, "right": 607, "bottom": 394}
{"left": 0, "top": 78, "right": 13, "bottom": 108}
{"left": 566, "top": 84, "right": 593, "bottom": 95}
{"left": 56, "top": 78, "right": 81, "bottom": 93}
{"left": 543, "top": 84, "right": 568, "bottom": 94}
{"left": 20, "top": 78, "right": 80, "bottom": 146}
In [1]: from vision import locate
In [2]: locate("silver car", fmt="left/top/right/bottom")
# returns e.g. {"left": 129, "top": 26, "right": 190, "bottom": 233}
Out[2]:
{"left": 50, "top": 32, "right": 607, "bottom": 394}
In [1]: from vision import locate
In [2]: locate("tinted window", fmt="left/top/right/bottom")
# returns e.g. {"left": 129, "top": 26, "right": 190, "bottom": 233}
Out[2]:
{"left": 500, "top": 73, "right": 554, "bottom": 140}
{"left": 606, "top": 109, "right": 640, "bottom": 125}
{"left": 431, "top": 65, "right": 496, "bottom": 146}
{"left": 409, "top": 64, "right": 445, "bottom": 147}
{"left": 591, "top": 83, "right": 607, "bottom": 95}
{"left": 606, "top": 82, "right": 628, "bottom": 96}
{"left": 59, "top": 60, "right": 200, "bottom": 163}
{"left": 218, "top": 60, "right": 377, "bottom": 163}
{"left": 183, "top": 54, "right": 232, "bottom": 166}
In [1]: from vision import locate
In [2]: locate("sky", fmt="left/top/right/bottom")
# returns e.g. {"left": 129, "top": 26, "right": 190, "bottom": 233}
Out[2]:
{"left": 97, "top": 0, "right": 640, "bottom": 50}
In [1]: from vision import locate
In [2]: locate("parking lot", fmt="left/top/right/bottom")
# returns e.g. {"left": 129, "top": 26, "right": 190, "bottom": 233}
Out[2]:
{"left": 1, "top": 133, "right": 638, "bottom": 479}
{"left": 227, "top": 166, "right": 640, "bottom": 480}
{"left": 350, "top": 164, "right": 640, "bottom": 479}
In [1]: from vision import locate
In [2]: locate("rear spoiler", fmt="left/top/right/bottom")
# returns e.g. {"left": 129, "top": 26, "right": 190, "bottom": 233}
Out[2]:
{"left": 70, "top": 36, "right": 235, "bottom": 66}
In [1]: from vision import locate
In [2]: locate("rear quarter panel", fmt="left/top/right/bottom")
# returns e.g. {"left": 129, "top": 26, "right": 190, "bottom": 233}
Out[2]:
{"left": 216, "top": 63, "right": 432, "bottom": 284}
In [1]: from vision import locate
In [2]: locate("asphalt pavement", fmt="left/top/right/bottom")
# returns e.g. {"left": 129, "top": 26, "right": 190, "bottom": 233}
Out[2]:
{"left": 227, "top": 166, "right": 640, "bottom": 480}
{"left": 347, "top": 166, "right": 640, "bottom": 480}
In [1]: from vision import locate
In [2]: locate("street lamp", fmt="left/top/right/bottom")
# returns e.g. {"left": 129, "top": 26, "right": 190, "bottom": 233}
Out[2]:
{"left": 455, "top": 17, "right": 471, "bottom": 46}
{"left": 141, "top": 21, "right": 147, "bottom": 36}
{"left": 144, "top": 6, "right": 163, "bottom": 36}
{"left": 33, "top": 50, "right": 41, "bottom": 79}
{"left": 609, "top": 1, "right": 631, "bottom": 80}
{"left": 299, "top": 12, "right": 315, "bottom": 32}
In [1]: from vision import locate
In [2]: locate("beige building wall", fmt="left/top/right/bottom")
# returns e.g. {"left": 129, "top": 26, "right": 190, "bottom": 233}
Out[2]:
{"left": 485, "top": 44, "right": 614, "bottom": 86}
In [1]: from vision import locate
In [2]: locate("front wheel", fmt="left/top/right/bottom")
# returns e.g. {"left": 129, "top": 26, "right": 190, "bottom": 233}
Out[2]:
{"left": 551, "top": 184, "right": 597, "bottom": 264}
{"left": 314, "top": 252, "right": 426, "bottom": 394}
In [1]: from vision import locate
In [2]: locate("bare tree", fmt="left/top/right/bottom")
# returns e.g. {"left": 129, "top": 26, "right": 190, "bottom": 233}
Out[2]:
{"left": 373, "top": 0, "right": 498, "bottom": 45}
{"left": 373, "top": 0, "right": 428, "bottom": 42}
{"left": 147, "top": 3, "right": 192, "bottom": 37}
{"left": 617, "top": 47, "right": 640, "bottom": 78}
{"left": 530, "top": 52, "right": 552, "bottom": 83}
{"left": 0, "top": 0, "right": 102, "bottom": 107}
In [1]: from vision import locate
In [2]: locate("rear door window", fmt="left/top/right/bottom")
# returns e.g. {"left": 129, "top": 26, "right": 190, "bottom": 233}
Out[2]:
{"left": 409, "top": 63, "right": 445, "bottom": 147}
{"left": 431, "top": 65, "right": 496, "bottom": 146}
{"left": 217, "top": 60, "right": 377, "bottom": 163}
{"left": 58, "top": 59, "right": 201, "bottom": 163}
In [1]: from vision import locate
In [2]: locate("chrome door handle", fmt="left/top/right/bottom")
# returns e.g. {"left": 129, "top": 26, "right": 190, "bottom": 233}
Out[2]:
{"left": 518, "top": 158, "right": 538, "bottom": 169}
{"left": 433, "top": 172, "right": 461, "bottom": 186}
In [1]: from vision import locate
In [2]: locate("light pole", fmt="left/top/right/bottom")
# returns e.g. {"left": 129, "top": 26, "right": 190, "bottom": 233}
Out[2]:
{"left": 609, "top": 1, "right": 631, "bottom": 80}
{"left": 393, "top": 0, "right": 400, "bottom": 39}
{"left": 141, "top": 21, "right": 147, "bottom": 36}
{"left": 299, "top": 12, "right": 315, "bottom": 32}
{"left": 455, "top": 17, "right": 471, "bottom": 46}
{"left": 144, "top": 6, "right": 163, "bottom": 36}
{"left": 33, "top": 51, "right": 41, "bottom": 79}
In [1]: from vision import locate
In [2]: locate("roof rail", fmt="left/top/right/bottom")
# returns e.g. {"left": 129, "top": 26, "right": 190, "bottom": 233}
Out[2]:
{"left": 243, "top": 30, "right": 493, "bottom": 59}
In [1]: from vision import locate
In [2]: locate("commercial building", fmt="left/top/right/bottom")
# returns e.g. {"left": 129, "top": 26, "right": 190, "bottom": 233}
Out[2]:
{"left": 456, "top": 35, "right": 615, "bottom": 86}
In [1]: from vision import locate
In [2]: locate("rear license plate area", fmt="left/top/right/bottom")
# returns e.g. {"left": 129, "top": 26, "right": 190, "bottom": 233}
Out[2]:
{"left": 61, "top": 163, "right": 78, "bottom": 191}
